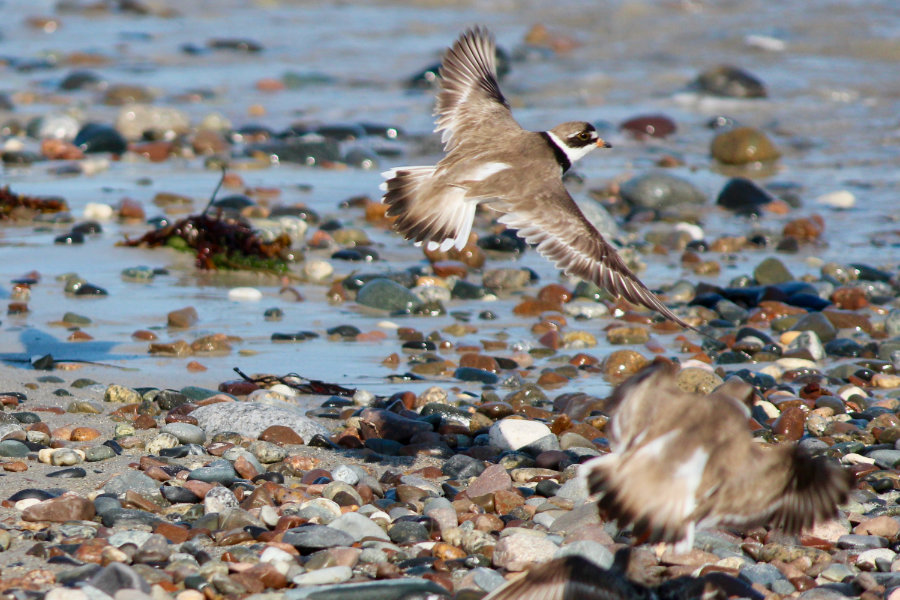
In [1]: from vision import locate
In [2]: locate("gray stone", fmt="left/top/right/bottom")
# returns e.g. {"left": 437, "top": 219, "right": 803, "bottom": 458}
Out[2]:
{"left": 221, "top": 447, "right": 265, "bottom": 475}
{"left": 482, "top": 268, "right": 531, "bottom": 292}
{"left": 792, "top": 312, "right": 838, "bottom": 343}
{"left": 0, "top": 440, "right": 29, "bottom": 457}
{"left": 356, "top": 278, "right": 422, "bottom": 313}
{"left": 739, "top": 563, "right": 793, "bottom": 592}
{"left": 103, "top": 472, "right": 160, "bottom": 496}
{"left": 836, "top": 533, "right": 888, "bottom": 550}
{"left": 283, "top": 525, "right": 355, "bottom": 552}
{"left": 284, "top": 579, "right": 448, "bottom": 600}
{"left": 787, "top": 331, "right": 825, "bottom": 361}
{"left": 291, "top": 565, "right": 352, "bottom": 586}
{"left": 191, "top": 402, "right": 328, "bottom": 441}
{"left": 248, "top": 440, "right": 287, "bottom": 463}
{"left": 754, "top": 257, "right": 794, "bottom": 285}
{"left": 865, "top": 449, "right": 900, "bottom": 469}
{"left": 327, "top": 512, "right": 389, "bottom": 542}
{"left": 187, "top": 459, "right": 237, "bottom": 485}
{"left": 160, "top": 423, "right": 206, "bottom": 445}
{"left": 620, "top": 171, "right": 706, "bottom": 209}
{"left": 471, "top": 567, "right": 507, "bottom": 592}
{"left": 88, "top": 562, "right": 152, "bottom": 594}
{"left": 331, "top": 464, "right": 359, "bottom": 485}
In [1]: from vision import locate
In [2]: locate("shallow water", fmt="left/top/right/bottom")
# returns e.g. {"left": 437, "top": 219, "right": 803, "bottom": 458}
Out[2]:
{"left": 1, "top": 0, "right": 900, "bottom": 396}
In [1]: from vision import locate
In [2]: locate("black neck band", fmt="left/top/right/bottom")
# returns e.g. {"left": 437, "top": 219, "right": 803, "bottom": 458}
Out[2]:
{"left": 540, "top": 131, "right": 571, "bottom": 173}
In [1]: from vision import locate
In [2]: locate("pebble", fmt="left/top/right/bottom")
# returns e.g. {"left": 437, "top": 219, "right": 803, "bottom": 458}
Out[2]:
{"left": 488, "top": 419, "right": 557, "bottom": 452}
{"left": 619, "top": 172, "right": 706, "bottom": 209}
{"left": 711, "top": 127, "right": 780, "bottom": 164}
{"left": 356, "top": 278, "right": 423, "bottom": 313}
{"left": 228, "top": 287, "right": 263, "bottom": 301}
{"left": 190, "top": 401, "right": 328, "bottom": 440}
{"left": 693, "top": 65, "right": 767, "bottom": 98}
{"left": 816, "top": 190, "right": 856, "bottom": 209}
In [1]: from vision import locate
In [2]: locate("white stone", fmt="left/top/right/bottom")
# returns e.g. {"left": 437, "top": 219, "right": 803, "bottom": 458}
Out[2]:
{"left": 563, "top": 301, "right": 609, "bottom": 319}
{"left": 775, "top": 357, "right": 817, "bottom": 371}
{"left": 841, "top": 453, "right": 875, "bottom": 465}
{"left": 81, "top": 158, "right": 110, "bottom": 175}
{"left": 837, "top": 384, "right": 868, "bottom": 401}
{"left": 492, "top": 532, "right": 558, "bottom": 571}
{"left": 46, "top": 589, "right": 89, "bottom": 600}
{"left": 855, "top": 547, "right": 895, "bottom": 570}
{"left": 84, "top": 202, "right": 114, "bottom": 220}
{"left": 204, "top": 486, "right": 239, "bottom": 514}
{"left": 227, "top": 287, "right": 262, "bottom": 302}
{"left": 331, "top": 464, "right": 359, "bottom": 485}
{"left": 816, "top": 190, "right": 855, "bottom": 209}
{"left": 744, "top": 34, "right": 786, "bottom": 52}
{"left": 292, "top": 565, "right": 352, "bottom": 585}
{"left": 260, "top": 545, "right": 296, "bottom": 574}
{"left": 259, "top": 505, "right": 280, "bottom": 527}
{"left": 269, "top": 383, "right": 298, "bottom": 397}
{"left": 673, "top": 222, "right": 704, "bottom": 241}
{"left": 489, "top": 418, "right": 553, "bottom": 452}
{"left": 303, "top": 259, "right": 333, "bottom": 282}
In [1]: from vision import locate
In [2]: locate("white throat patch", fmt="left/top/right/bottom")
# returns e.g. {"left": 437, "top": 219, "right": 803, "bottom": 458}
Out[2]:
{"left": 546, "top": 130, "right": 597, "bottom": 165}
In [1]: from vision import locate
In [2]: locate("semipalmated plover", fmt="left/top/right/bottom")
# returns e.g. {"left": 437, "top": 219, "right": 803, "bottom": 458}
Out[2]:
{"left": 578, "top": 362, "right": 853, "bottom": 553}
{"left": 482, "top": 553, "right": 762, "bottom": 600}
{"left": 381, "top": 27, "right": 693, "bottom": 329}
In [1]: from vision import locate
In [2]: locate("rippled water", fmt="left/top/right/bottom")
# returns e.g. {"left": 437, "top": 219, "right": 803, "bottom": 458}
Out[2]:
{"left": 1, "top": 0, "right": 899, "bottom": 395}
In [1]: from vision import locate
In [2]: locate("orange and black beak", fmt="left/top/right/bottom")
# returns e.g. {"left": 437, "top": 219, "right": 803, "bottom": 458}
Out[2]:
{"left": 597, "top": 138, "right": 612, "bottom": 149}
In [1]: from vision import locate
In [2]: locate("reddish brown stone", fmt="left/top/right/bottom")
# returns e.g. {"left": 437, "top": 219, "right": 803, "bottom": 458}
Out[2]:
{"left": 782, "top": 215, "right": 824, "bottom": 241}
{"left": 538, "top": 330, "right": 559, "bottom": 350}
{"left": 154, "top": 522, "right": 191, "bottom": 544}
{"left": 620, "top": 114, "right": 677, "bottom": 139}
{"left": 602, "top": 349, "right": 650, "bottom": 384}
{"left": 148, "top": 340, "right": 191, "bottom": 357}
{"left": 74, "top": 538, "right": 108, "bottom": 564}
{"left": 233, "top": 455, "right": 260, "bottom": 480}
{"left": 537, "top": 371, "right": 569, "bottom": 388}
{"left": 118, "top": 197, "right": 145, "bottom": 221}
{"left": 70, "top": 427, "right": 100, "bottom": 441}
{"left": 459, "top": 353, "right": 500, "bottom": 373}
{"left": 1, "top": 460, "right": 27, "bottom": 472}
{"left": 431, "top": 261, "right": 468, "bottom": 278}
{"left": 830, "top": 287, "right": 868, "bottom": 310}
{"left": 133, "top": 414, "right": 157, "bottom": 429}
{"left": 132, "top": 329, "right": 157, "bottom": 341}
{"left": 493, "top": 489, "right": 525, "bottom": 514}
{"left": 67, "top": 330, "right": 93, "bottom": 341}
{"left": 259, "top": 425, "right": 304, "bottom": 445}
{"left": 537, "top": 284, "right": 572, "bottom": 305}
{"left": 167, "top": 306, "right": 198, "bottom": 328}
{"left": 22, "top": 494, "right": 95, "bottom": 522}
{"left": 466, "top": 464, "right": 512, "bottom": 498}
{"left": 131, "top": 140, "right": 174, "bottom": 162}
{"left": 772, "top": 406, "right": 806, "bottom": 441}
{"left": 217, "top": 379, "right": 258, "bottom": 396}
{"left": 513, "top": 299, "right": 562, "bottom": 317}
{"left": 569, "top": 352, "right": 599, "bottom": 367}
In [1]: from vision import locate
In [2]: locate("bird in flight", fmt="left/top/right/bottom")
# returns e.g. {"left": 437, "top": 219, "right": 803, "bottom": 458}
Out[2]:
{"left": 381, "top": 26, "right": 693, "bottom": 329}
{"left": 579, "top": 362, "right": 853, "bottom": 553}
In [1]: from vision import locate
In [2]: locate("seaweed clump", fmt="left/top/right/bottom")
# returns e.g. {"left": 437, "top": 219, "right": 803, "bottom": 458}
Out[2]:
{"left": 121, "top": 212, "right": 293, "bottom": 273}
{"left": 119, "top": 171, "right": 293, "bottom": 273}
{"left": 0, "top": 186, "right": 69, "bottom": 220}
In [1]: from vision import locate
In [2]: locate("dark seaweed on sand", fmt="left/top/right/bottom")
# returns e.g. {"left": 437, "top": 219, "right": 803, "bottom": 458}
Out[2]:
{"left": 0, "top": 186, "right": 68, "bottom": 220}
{"left": 120, "top": 211, "right": 293, "bottom": 272}
{"left": 119, "top": 171, "right": 293, "bottom": 273}
{"left": 234, "top": 367, "right": 360, "bottom": 398}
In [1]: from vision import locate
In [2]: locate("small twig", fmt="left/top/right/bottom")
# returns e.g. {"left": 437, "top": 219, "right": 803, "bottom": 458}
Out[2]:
{"left": 201, "top": 165, "right": 227, "bottom": 216}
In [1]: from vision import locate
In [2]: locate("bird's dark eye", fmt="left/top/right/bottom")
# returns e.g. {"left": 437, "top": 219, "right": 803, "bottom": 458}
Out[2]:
{"left": 577, "top": 131, "right": 592, "bottom": 141}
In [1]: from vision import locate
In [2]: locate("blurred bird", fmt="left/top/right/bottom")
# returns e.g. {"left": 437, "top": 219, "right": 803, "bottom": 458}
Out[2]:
{"left": 579, "top": 362, "right": 853, "bottom": 553}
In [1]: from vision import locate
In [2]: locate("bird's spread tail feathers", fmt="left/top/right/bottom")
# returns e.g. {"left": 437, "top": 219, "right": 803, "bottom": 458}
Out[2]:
{"left": 381, "top": 166, "right": 474, "bottom": 252}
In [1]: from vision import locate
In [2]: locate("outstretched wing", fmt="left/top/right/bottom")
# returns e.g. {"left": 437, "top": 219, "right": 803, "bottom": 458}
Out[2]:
{"left": 495, "top": 180, "right": 693, "bottom": 329}
{"left": 434, "top": 26, "right": 519, "bottom": 152}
